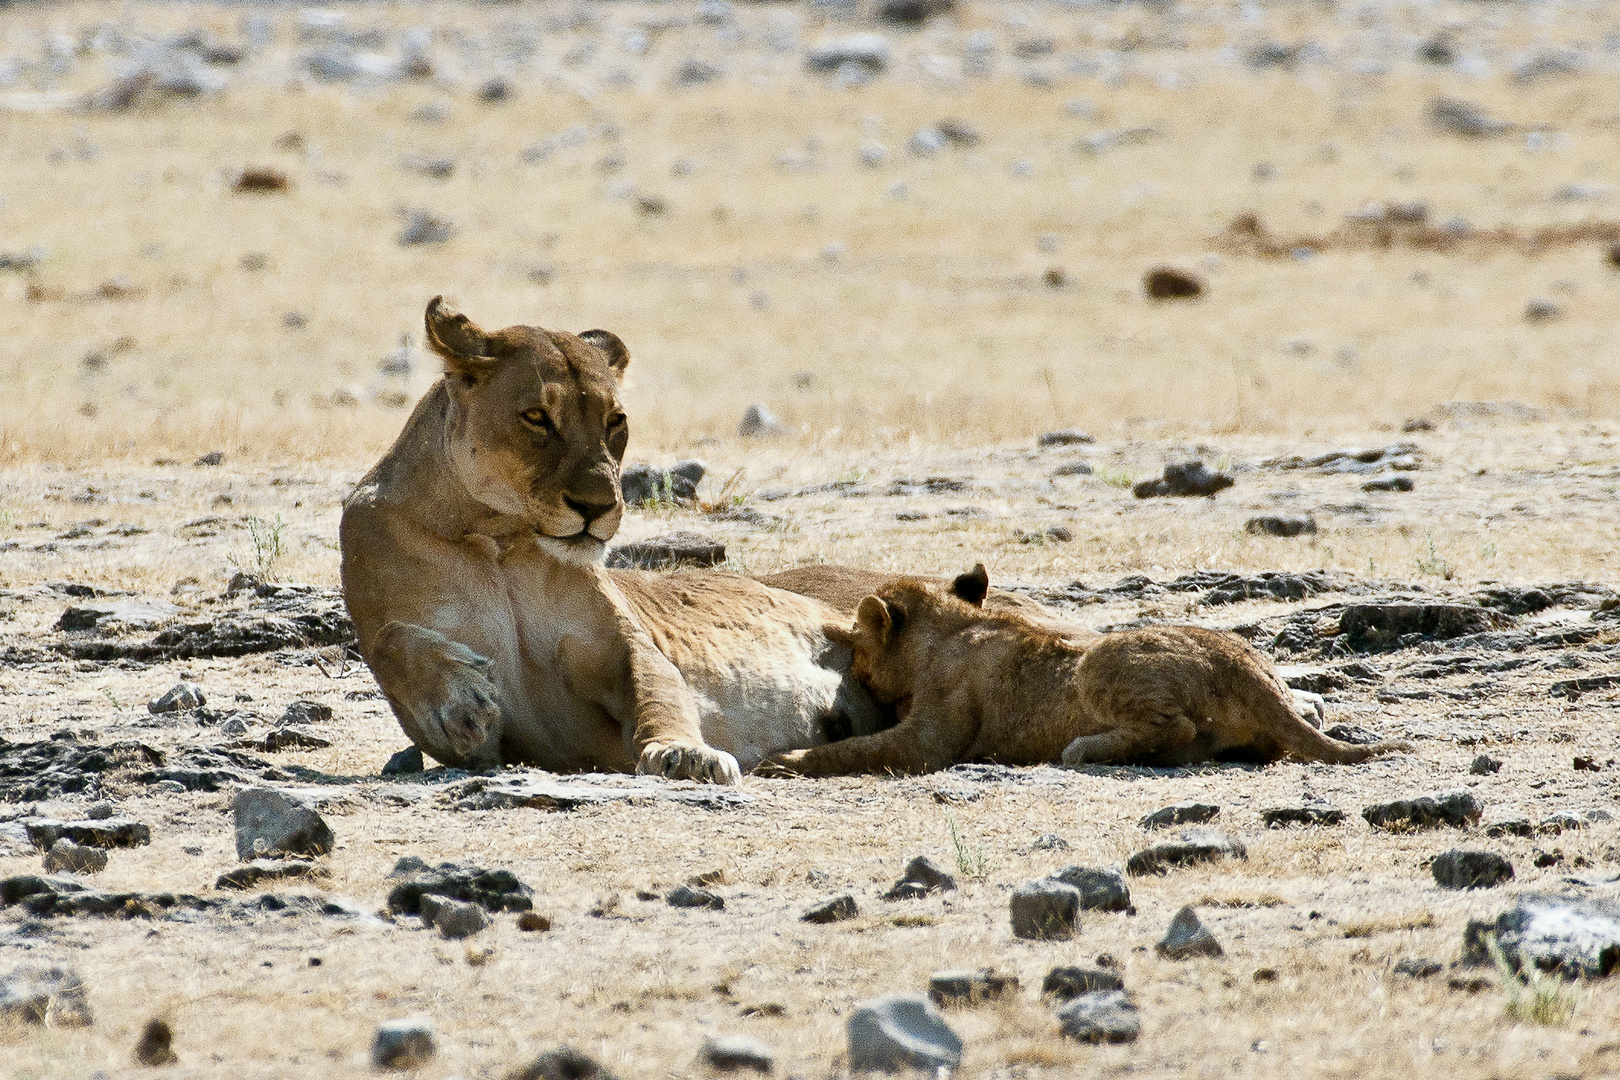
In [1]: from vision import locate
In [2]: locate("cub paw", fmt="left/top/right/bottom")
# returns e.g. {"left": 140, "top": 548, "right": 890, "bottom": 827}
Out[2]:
{"left": 637, "top": 742, "right": 742, "bottom": 785}
{"left": 754, "top": 751, "right": 808, "bottom": 779}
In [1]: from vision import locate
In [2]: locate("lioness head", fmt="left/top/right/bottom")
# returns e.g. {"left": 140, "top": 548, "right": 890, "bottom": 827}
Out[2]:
{"left": 424, "top": 297, "right": 631, "bottom": 563}
{"left": 843, "top": 563, "right": 990, "bottom": 703}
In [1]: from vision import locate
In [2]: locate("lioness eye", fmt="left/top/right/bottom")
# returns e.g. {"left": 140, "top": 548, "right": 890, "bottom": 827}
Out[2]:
{"left": 520, "top": 409, "right": 554, "bottom": 433}
{"left": 606, "top": 413, "right": 626, "bottom": 431}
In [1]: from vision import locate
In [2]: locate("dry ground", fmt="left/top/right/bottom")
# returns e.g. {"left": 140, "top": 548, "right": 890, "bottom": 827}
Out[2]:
{"left": 2, "top": 0, "right": 1620, "bottom": 1077}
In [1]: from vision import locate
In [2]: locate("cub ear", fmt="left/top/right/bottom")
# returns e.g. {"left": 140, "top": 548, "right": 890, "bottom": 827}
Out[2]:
{"left": 855, "top": 594, "right": 904, "bottom": 646}
{"left": 579, "top": 329, "right": 630, "bottom": 382}
{"left": 424, "top": 297, "right": 497, "bottom": 383}
{"left": 950, "top": 563, "right": 990, "bottom": 607}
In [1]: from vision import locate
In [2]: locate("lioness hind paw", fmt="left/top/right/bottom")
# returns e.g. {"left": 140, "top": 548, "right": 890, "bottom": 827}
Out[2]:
{"left": 638, "top": 743, "right": 742, "bottom": 785}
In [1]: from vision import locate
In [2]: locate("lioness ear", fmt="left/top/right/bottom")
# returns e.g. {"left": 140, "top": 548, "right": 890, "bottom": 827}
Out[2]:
{"left": 855, "top": 594, "right": 904, "bottom": 646}
{"left": 424, "top": 297, "right": 497, "bottom": 384}
{"left": 950, "top": 563, "right": 989, "bottom": 607}
{"left": 579, "top": 329, "right": 630, "bottom": 383}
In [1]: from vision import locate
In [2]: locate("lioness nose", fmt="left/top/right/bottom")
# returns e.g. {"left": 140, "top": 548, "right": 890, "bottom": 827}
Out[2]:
{"left": 564, "top": 494, "right": 618, "bottom": 525}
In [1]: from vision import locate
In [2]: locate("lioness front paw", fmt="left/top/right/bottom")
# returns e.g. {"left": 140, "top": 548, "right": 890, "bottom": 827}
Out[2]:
{"left": 753, "top": 751, "right": 808, "bottom": 779}
{"left": 428, "top": 651, "right": 502, "bottom": 759}
{"left": 637, "top": 742, "right": 742, "bottom": 785}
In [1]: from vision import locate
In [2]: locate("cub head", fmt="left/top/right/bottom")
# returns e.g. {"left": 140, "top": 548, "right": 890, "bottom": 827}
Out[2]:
{"left": 424, "top": 297, "right": 631, "bottom": 564}
{"left": 842, "top": 563, "right": 990, "bottom": 703}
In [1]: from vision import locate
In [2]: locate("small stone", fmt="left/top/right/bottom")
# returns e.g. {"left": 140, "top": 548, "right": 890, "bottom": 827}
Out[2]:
{"left": 667, "top": 885, "right": 725, "bottom": 910}
{"left": 194, "top": 451, "right": 225, "bottom": 467}
{"left": 508, "top": 1046, "right": 621, "bottom": 1080}
{"left": 27, "top": 818, "right": 150, "bottom": 850}
{"left": 1469, "top": 754, "right": 1503, "bottom": 775}
{"left": 1428, "top": 97, "right": 1512, "bottom": 138}
{"left": 1042, "top": 966, "right": 1123, "bottom": 1001}
{"left": 1485, "top": 819, "right": 1534, "bottom": 839}
{"left": 148, "top": 682, "right": 205, "bottom": 714}
{"left": 278, "top": 700, "right": 333, "bottom": 726}
{"left": 1362, "top": 476, "right": 1414, "bottom": 493}
{"left": 372, "top": 1017, "right": 435, "bottom": 1070}
{"left": 219, "top": 716, "right": 249, "bottom": 737}
{"left": 1393, "top": 958, "right": 1443, "bottom": 978}
{"left": 398, "top": 210, "right": 454, "bottom": 246}
{"left": 1156, "top": 905, "right": 1223, "bottom": 960}
{"left": 1538, "top": 811, "right": 1584, "bottom": 835}
{"left": 43, "top": 839, "right": 108, "bottom": 874}
{"left": 85, "top": 802, "right": 115, "bottom": 820}
{"left": 1126, "top": 830, "right": 1247, "bottom": 876}
{"left": 927, "top": 968, "right": 1017, "bottom": 1007}
{"left": 231, "top": 788, "right": 333, "bottom": 860}
{"left": 884, "top": 856, "right": 956, "bottom": 899}
{"left": 1051, "top": 866, "right": 1131, "bottom": 912}
{"left": 433, "top": 899, "right": 490, "bottom": 939}
{"left": 1017, "top": 833, "right": 1070, "bottom": 854}
{"left": 0, "top": 965, "right": 92, "bottom": 1026}
{"left": 1362, "top": 792, "right": 1481, "bottom": 831}
{"left": 1245, "top": 515, "right": 1317, "bottom": 537}
{"left": 385, "top": 862, "right": 533, "bottom": 914}
{"left": 1143, "top": 266, "right": 1203, "bottom": 300}
{"left": 1525, "top": 298, "right": 1561, "bottom": 322}
{"left": 801, "top": 895, "right": 858, "bottom": 923}
{"left": 1056, "top": 991, "right": 1140, "bottom": 1043}
{"left": 1009, "top": 879, "right": 1081, "bottom": 940}
{"left": 134, "top": 1017, "right": 177, "bottom": 1065}
{"left": 1432, "top": 850, "right": 1514, "bottom": 890}
{"left": 216, "top": 859, "right": 329, "bottom": 890}
{"left": 846, "top": 994, "right": 962, "bottom": 1073}
{"left": 382, "top": 747, "right": 425, "bottom": 776}
{"left": 737, "top": 404, "right": 786, "bottom": 438}
{"left": 1261, "top": 804, "right": 1345, "bottom": 828}
{"left": 702, "top": 1034, "right": 775, "bottom": 1074}
{"left": 233, "top": 167, "right": 288, "bottom": 193}
{"left": 388, "top": 856, "right": 431, "bottom": 878}
{"left": 1133, "top": 461, "right": 1233, "bottom": 499}
{"left": 1139, "top": 801, "right": 1220, "bottom": 830}
{"left": 476, "top": 77, "right": 511, "bottom": 103}
{"left": 621, "top": 460, "right": 706, "bottom": 505}
{"left": 516, "top": 911, "right": 551, "bottom": 932}
{"left": 804, "top": 34, "right": 891, "bottom": 75}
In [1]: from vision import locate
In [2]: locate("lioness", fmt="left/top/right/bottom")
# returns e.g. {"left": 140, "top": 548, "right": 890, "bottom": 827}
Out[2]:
{"left": 760, "top": 565, "right": 1406, "bottom": 776}
{"left": 340, "top": 299, "right": 881, "bottom": 783}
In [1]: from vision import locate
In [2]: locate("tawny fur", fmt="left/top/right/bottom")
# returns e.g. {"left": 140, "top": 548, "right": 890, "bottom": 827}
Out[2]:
{"left": 340, "top": 298, "right": 881, "bottom": 784}
{"left": 761, "top": 569, "right": 1407, "bottom": 776}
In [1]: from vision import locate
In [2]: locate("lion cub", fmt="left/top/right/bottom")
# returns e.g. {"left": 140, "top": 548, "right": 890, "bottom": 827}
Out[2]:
{"left": 760, "top": 564, "right": 1405, "bottom": 776}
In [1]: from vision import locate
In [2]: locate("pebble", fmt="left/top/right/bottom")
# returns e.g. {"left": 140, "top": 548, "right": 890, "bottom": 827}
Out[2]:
{"left": 43, "top": 838, "right": 109, "bottom": 874}
{"left": 1245, "top": 515, "right": 1317, "bottom": 537}
{"left": 927, "top": 968, "right": 1018, "bottom": 1007}
{"left": 134, "top": 1017, "right": 178, "bottom": 1065}
{"left": 382, "top": 746, "right": 425, "bottom": 775}
{"left": 1126, "top": 830, "right": 1247, "bottom": 876}
{"left": 1156, "top": 906, "right": 1224, "bottom": 960}
{"left": 667, "top": 884, "right": 725, "bottom": 910}
{"left": 517, "top": 911, "right": 552, "bottom": 932}
{"left": 1469, "top": 754, "right": 1503, "bottom": 775}
{"left": 1050, "top": 461, "right": 1092, "bottom": 479}
{"left": 1056, "top": 990, "right": 1141, "bottom": 1043}
{"left": 85, "top": 801, "right": 115, "bottom": 820}
{"left": 702, "top": 1034, "right": 775, "bottom": 1074}
{"left": 1038, "top": 429, "right": 1094, "bottom": 448}
{"left": 1362, "top": 476, "right": 1414, "bottom": 492}
{"left": 1431, "top": 849, "right": 1514, "bottom": 890}
{"left": 804, "top": 34, "right": 891, "bottom": 75}
{"left": 147, "top": 682, "right": 205, "bottom": 714}
{"left": 432, "top": 898, "right": 491, "bottom": 939}
{"left": 1051, "top": 866, "right": 1131, "bottom": 912}
{"left": 1525, "top": 298, "right": 1562, "bottom": 322}
{"left": 372, "top": 1017, "right": 435, "bottom": 1070}
{"left": 1362, "top": 792, "right": 1482, "bottom": 831}
{"left": 737, "top": 404, "right": 786, "bottom": 438}
{"left": 508, "top": 1046, "right": 621, "bottom": 1080}
{"left": 846, "top": 994, "right": 963, "bottom": 1073}
{"left": 1042, "top": 966, "right": 1123, "bottom": 1001}
{"left": 231, "top": 788, "right": 334, "bottom": 860}
{"left": 884, "top": 855, "right": 957, "bottom": 899}
{"left": 0, "top": 964, "right": 93, "bottom": 1026}
{"left": 1009, "top": 878, "right": 1081, "bottom": 940}
{"left": 1139, "top": 801, "right": 1220, "bottom": 830}
{"left": 397, "top": 209, "right": 454, "bottom": 246}
{"left": 1143, "top": 266, "right": 1204, "bottom": 300}
{"left": 801, "top": 895, "right": 858, "bottom": 923}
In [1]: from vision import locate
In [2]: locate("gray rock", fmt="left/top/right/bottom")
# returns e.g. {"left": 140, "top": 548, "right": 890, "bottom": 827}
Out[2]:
{"left": 1428, "top": 97, "right": 1512, "bottom": 138}
{"left": 1245, "top": 515, "right": 1317, "bottom": 537}
{"left": 1042, "top": 966, "right": 1123, "bottom": 1001}
{"left": 0, "top": 965, "right": 92, "bottom": 1026}
{"left": 805, "top": 34, "right": 890, "bottom": 75}
{"left": 1362, "top": 476, "right": 1414, "bottom": 493}
{"left": 846, "top": 994, "right": 962, "bottom": 1072}
{"left": 1017, "top": 833, "right": 1070, "bottom": 854}
{"left": 85, "top": 802, "right": 115, "bottom": 820}
{"left": 801, "top": 895, "right": 858, "bottom": 923}
{"left": 1132, "top": 461, "right": 1233, "bottom": 498}
{"left": 1139, "top": 801, "right": 1220, "bottom": 830}
{"left": 1362, "top": 792, "right": 1481, "bottom": 831}
{"left": 1393, "top": 958, "right": 1443, "bottom": 978}
{"left": 1485, "top": 819, "right": 1534, "bottom": 839}
{"left": 278, "top": 700, "right": 333, "bottom": 726}
{"left": 386, "top": 862, "right": 533, "bottom": 915}
{"left": 509, "top": 1047, "right": 621, "bottom": 1080}
{"left": 232, "top": 788, "right": 334, "bottom": 860}
{"left": 1126, "top": 830, "right": 1247, "bottom": 876}
{"left": 134, "top": 1016, "right": 178, "bottom": 1065}
{"left": 433, "top": 898, "right": 490, "bottom": 939}
{"left": 1469, "top": 754, "right": 1503, "bottom": 775}
{"left": 884, "top": 856, "right": 956, "bottom": 899}
{"left": 148, "top": 682, "right": 205, "bottom": 714}
{"left": 1340, "top": 605, "right": 1504, "bottom": 651}
{"left": 27, "top": 818, "right": 149, "bottom": 850}
{"left": 737, "top": 404, "right": 786, "bottom": 438}
{"left": 1009, "top": 879, "right": 1081, "bottom": 940}
{"left": 1525, "top": 298, "right": 1562, "bottom": 322}
{"left": 927, "top": 968, "right": 1017, "bottom": 1007}
{"left": 1051, "top": 866, "right": 1131, "bottom": 912}
{"left": 372, "top": 1017, "right": 435, "bottom": 1070}
{"left": 219, "top": 715, "right": 250, "bottom": 737}
{"left": 216, "top": 859, "right": 329, "bottom": 890}
{"left": 58, "top": 600, "right": 182, "bottom": 633}
{"left": 382, "top": 746, "right": 425, "bottom": 775}
{"left": 620, "top": 460, "right": 706, "bottom": 505}
{"left": 1156, "top": 905, "right": 1223, "bottom": 960}
{"left": 667, "top": 885, "right": 725, "bottom": 910}
{"left": 1038, "top": 429, "right": 1094, "bottom": 447}
{"left": 1260, "top": 804, "right": 1345, "bottom": 828}
{"left": 702, "top": 1034, "right": 774, "bottom": 1073}
{"left": 397, "top": 210, "right": 454, "bottom": 246}
{"left": 1538, "top": 812, "right": 1584, "bottom": 835}
{"left": 1432, "top": 849, "right": 1514, "bottom": 890}
{"left": 1056, "top": 990, "right": 1140, "bottom": 1043}
{"left": 1465, "top": 893, "right": 1620, "bottom": 979}
{"left": 43, "top": 839, "right": 108, "bottom": 874}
